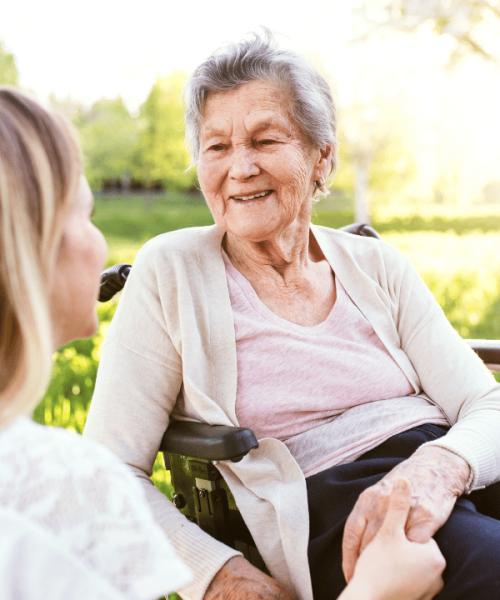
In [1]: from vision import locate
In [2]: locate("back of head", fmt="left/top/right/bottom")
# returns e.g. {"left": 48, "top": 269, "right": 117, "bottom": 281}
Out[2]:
{"left": 0, "top": 87, "right": 81, "bottom": 425}
{"left": 184, "top": 28, "right": 338, "bottom": 188}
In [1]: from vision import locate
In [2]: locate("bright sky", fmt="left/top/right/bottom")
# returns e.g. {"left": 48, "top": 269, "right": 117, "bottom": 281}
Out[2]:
{"left": 2, "top": 0, "right": 500, "bottom": 201}
{"left": 2, "top": 0, "right": 356, "bottom": 110}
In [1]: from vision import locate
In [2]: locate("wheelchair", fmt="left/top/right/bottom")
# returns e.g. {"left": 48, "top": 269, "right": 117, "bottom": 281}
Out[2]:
{"left": 98, "top": 222, "right": 500, "bottom": 572}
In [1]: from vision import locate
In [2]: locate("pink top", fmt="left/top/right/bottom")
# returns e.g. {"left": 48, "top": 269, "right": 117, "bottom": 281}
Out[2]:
{"left": 223, "top": 249, "right": 448, "bottom": 476}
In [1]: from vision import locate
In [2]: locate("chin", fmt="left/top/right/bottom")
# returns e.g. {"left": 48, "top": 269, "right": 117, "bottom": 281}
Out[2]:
{"left": 80, "top": 316, "right": 100, "bottom": 340}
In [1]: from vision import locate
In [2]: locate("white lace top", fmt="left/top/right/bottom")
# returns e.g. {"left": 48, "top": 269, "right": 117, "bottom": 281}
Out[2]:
{"left": 0, "top": 415, "right": 192, "bottom": 600}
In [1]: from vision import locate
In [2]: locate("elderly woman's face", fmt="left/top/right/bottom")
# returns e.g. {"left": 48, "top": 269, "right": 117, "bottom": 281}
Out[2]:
{"left": 197, "top": 81, "right": 323, "bottom": 242}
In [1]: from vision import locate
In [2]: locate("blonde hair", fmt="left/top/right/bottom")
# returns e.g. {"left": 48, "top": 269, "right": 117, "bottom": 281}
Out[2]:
{"left": 0, "top": 87, "right": 81, "bottom": 426}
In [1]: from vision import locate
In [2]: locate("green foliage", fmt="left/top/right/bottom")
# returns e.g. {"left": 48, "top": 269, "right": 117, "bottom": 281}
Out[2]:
{"left": 0, "top": 41, "right": 18, "bottom": 86}
{"left": 134, "top": 72, "right": 197, "bottom": 189}
{"left": 382, "top": 230, "right": 500, "bottom": 339}
{"left": 369, "top": 139, "right": 417, "bottom": 195}
{"left": 374, "top": 213, "right": 500, "bottom": 235}
{"left": 92, "top": 192, "right": 214, "bottom": 246}
{"left": 330, "top": 139, "right": 355, "bottom": 194}
{"left": 338, "top": 127, "right": 417, "bottom": 196}
{"left": 79, "top": 98, "right": 141, "bottom": 189}
{"left": 311, "top": 208, "right": 356, "bottom": 229}
{"left": 33, "top": 303, "right": 116, "bottom": 432}
{"left": 49, "top": 95, "right": 87, "bottom": 128}
{"left": 48, "top": 72, "right": 196, "bottom": 192}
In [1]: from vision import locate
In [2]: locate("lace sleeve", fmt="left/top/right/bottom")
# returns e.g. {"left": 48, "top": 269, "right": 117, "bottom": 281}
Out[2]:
{"left": 0, "top": 417, "right": 192, "bottom": 600}
{"left": 0, "top": 509, "right": 127, "bottom": 600}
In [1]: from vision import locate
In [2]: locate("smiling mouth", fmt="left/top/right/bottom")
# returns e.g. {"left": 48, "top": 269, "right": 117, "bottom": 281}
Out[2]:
{"left": 232, "top": 190, "right": 273, "bottom": 201}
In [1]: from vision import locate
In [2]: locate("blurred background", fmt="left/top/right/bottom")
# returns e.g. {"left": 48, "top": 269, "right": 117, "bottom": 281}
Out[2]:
{"left": 2, "top": 0, "right": 500, "bottom": 514}
{"left": 3, "top": 0, "right": 500, "bottom": 213}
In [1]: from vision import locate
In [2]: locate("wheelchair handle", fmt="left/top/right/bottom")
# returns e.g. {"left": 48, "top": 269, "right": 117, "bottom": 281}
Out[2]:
{"left": 99, "top": 263, "right": 132, "bottom": 302}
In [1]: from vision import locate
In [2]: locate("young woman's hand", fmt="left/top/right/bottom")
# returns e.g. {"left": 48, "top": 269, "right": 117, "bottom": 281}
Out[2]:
{"left": 340, "top": 478, "right": 446, "bottom": 600}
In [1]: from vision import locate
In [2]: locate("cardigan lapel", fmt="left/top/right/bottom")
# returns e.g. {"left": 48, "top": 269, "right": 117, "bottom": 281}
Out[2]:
{"left": 195, "top": 225, "right": 240, "bottom": 425}
{"left": 311, "top": 224, "right": 421, "bottom": 394}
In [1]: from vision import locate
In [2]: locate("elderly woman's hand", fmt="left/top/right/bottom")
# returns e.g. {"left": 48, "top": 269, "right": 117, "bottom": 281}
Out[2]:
{"left": 205, "top": 556, "right": 295, "bottom": 600}
{"left": 341, "top": 478, "right": 445, "bottom": 600}
{"left": 342, "top": 445, "right": 470, "bottom": 583}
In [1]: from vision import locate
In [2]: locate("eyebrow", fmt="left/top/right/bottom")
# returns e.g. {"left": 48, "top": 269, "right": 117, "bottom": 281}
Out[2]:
{"left": 250, "top": 116, "right": 291, "bottom": 133}
{"left": 201, "top": 116, "right": 292, "bottom": 139}
{"left": 201, "top": 126, "right": 227, "bottom": 138}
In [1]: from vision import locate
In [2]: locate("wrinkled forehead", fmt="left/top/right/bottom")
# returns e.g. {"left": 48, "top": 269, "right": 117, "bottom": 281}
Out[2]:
{"left": 200, "top": 80, "right": 298, "bottom": 138}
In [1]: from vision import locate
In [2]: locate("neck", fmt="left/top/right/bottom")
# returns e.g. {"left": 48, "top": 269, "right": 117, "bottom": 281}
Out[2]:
{"left": 223, "top": 195, "right": 321, "bottom": 280}
{"left": 228, "top": 222, "right": 318, "bottom": 279}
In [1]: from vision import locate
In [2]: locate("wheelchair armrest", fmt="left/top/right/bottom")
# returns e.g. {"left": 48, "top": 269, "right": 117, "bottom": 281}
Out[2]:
{"left": 466, "top": 340, "right": 500, "bottom": 372}
{"left": 160, "top": 421, "right": 259, "bottom": 462}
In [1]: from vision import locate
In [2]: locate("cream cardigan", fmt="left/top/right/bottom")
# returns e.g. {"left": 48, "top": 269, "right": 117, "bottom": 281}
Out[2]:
{"left": 84, "top": 224, "right": 500, "bottom": 600}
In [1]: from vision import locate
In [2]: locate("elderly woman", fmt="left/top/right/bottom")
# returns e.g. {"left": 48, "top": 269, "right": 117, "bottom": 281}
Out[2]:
{"left": 84, "top": 32, "right": 500, "bottom": 600}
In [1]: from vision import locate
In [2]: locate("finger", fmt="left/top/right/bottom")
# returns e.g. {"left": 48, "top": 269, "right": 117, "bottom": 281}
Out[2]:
{"left": 358, "top": 516, "right": 384, "bottom": 554}
{"left": 406, "top": 522, "right": 435, "bottom": 544}
{"left": 406, "top": 501, "right": 446, "bottom": 544}
{"left": 342, "top": 512, "right": 367, "bottom": 583}
{"left": 379, "top": 477, "right": 412, "bottom": 537}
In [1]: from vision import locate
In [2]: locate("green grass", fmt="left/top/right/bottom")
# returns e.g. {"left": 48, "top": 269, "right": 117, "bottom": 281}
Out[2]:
{"left": 382, "top": 231, "right": 500, "bottom": 339}
{"left": 93, "top": 192, "right": 214, "bottom": 244}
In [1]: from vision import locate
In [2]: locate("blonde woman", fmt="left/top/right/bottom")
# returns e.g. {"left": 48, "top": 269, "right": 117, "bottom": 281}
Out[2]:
{"left": 0, "top": 87, "right": 192, "bottom": 600}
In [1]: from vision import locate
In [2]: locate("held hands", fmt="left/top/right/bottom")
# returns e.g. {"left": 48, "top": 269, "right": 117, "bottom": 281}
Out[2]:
{"left": 342, "top": 446, "right": 470, "bottom": 584}
{"left": 341, "top": 478, "right": 446, "bottom": 600}
{"left": 204, "top": 446, "right": 465, "bottom": 600}
{"left": 204, "top": 555, "right": 295, "bottom": 600}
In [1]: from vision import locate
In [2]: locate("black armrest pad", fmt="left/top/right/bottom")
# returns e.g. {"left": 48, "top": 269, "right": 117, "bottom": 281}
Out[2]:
{"left": 466, "top": 340, "right": 500, "bottom": 371}
{"left": 160, "top": 421, "right": 258, "bottom": 462}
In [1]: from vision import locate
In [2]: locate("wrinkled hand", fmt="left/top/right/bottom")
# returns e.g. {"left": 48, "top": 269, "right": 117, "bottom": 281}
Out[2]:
{"left": 342, "top": 445, "right": 469, "bottom": 583}
{"left": 341, "top": 478, "right": 445, "bottom": 600}
{"left": 204, "top": 556, "right": 295, "bottom": 600}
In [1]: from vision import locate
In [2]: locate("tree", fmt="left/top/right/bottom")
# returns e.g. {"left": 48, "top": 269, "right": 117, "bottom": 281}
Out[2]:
{"left": 49, "top": 95, "right": 87, "bottom": 129}
{"left": 353, "top": 0, "right": 500, "bottom": 62}
{"left": 338, "top": 102, "right": 417, "bottom": 223}
{"left": 78, "top": 97, "right": 141, "bottom": 190}
{"left": 135, "top": 71, "right": 197, "bottom": 190}
{"left": 0, "top": 41, "right": 19, "bottom": 86}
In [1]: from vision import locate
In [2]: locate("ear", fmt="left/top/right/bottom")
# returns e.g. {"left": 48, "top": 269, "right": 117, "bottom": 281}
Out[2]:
{"left": 314, "top": 144, "right": 333, "bottom": 180}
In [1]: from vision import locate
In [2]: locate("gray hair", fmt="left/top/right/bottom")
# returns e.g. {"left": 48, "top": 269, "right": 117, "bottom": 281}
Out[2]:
{"left": 184, "top": 30, "right": 337, "bottom": 192}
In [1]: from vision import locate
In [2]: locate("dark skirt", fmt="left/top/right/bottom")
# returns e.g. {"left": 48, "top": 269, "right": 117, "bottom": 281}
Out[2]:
{"left": 307, "top": 424, "right": 500, "bottom": 600}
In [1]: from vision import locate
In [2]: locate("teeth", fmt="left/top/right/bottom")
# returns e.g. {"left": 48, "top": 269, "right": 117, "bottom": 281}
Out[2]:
{"left": 233, "top": 190, "right": 271, "bottom": 201}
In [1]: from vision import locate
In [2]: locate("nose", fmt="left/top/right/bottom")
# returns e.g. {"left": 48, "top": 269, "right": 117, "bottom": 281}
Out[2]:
{"left": 229, "top": 145, "right": 260, "bottom": 180}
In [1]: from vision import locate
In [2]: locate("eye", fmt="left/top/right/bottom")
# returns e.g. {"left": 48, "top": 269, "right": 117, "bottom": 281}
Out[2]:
{"left": 258, "top": 139, "right": 276, "bottom": 146}
{"left": 208, "top": 143, "right": 227, "bottom": 152}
